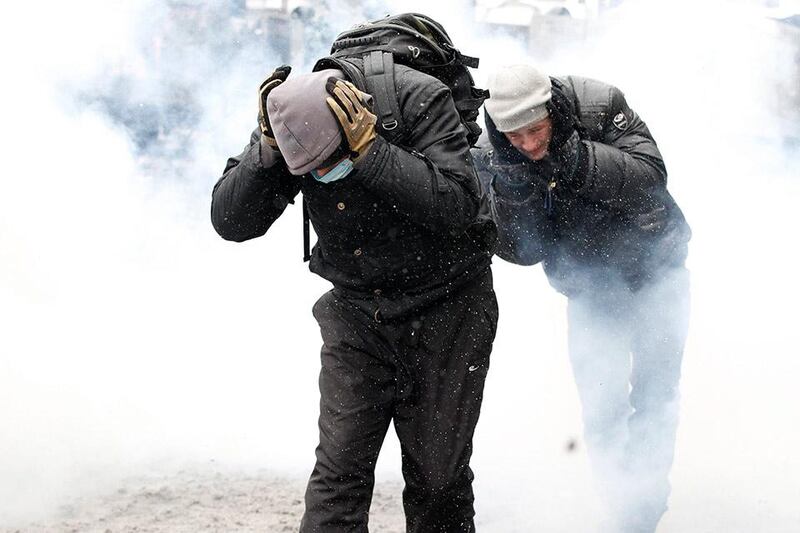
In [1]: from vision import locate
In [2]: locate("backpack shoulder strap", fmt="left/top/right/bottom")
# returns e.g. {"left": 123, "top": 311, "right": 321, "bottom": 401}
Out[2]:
{"left": 362, "top": 50, "right": 406, "bottom": 145}
{"left": 302, "top": 196, "right": 311, "bottom": 262}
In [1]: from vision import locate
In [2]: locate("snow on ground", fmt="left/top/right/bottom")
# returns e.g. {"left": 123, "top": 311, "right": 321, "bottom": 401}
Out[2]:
{"left": 0, "top": 465, "right": 404, "bottom": 533}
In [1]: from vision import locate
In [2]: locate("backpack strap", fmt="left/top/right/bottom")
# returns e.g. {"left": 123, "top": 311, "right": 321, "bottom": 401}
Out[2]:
{"left": 455, "top": 50, "right": 480, "bottom": 69}
{"left": 363, "top": 50, "right": 406, "bottom": 145}
{"left": 302, "top": 196, "right": 311, "bottom": 262}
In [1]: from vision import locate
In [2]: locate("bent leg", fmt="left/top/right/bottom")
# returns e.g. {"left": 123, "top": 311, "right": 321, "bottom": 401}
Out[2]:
{"left": 301, "top": 292, "right": 395, "bottom": 533}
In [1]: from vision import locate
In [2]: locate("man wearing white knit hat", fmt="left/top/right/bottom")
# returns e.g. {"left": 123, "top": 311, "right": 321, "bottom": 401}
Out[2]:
{"left": 484, "top": 64, "right": 553, "bottom": 155}
{"left": 474, "top": 64, "right": 692, "bottom": 533}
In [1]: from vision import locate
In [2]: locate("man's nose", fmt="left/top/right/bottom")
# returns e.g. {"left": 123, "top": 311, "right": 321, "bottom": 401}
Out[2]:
{"left": 521, "top": 135, "right": 538, "bottom": 152}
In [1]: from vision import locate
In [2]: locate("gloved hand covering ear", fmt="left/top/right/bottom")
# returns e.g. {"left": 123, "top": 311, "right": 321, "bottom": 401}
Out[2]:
{"left": 257, "top": 65, "right": 292, "bottom": 149}
{"left": 324, "top": 79, "right": 377, "bottom": 164}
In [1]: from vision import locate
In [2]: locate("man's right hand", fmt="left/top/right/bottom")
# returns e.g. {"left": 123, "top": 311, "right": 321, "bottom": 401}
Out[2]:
{"left": 257, "top": 65, "right": 292, "bottom": 149}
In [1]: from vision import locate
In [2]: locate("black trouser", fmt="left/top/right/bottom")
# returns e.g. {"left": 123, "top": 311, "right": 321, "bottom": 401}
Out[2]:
{"left": 300, "top": 272, "right": 498, "bottom": 533}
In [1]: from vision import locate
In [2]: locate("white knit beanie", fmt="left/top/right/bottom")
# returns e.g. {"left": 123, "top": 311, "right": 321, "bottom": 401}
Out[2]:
{"left": 485, "top": 64, "right": 552, "bottom": 132}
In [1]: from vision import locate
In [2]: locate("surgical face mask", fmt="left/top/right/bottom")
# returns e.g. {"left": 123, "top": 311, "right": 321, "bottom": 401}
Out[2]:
{"left": 311, "top": 158, "right": 353, "bottom": 184}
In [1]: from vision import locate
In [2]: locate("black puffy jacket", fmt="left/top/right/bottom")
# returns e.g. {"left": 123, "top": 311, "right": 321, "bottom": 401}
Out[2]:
{"left": 212, "top": 61, "right": 495, "bottom": 316}
{"left": 473, "top": 76, "right": 691, "bottom": 295}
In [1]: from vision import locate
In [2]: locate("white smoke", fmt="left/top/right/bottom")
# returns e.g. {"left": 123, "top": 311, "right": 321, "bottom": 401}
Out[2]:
{"left": 0, "top": 0, "right": 798, "bottom": 531}
{"left": 0, "top": 0, "right": 327, "bottom": 522}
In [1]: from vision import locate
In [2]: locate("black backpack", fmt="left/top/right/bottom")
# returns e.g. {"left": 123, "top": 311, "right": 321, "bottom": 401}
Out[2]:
{"left": 302, "top": 13, "right": 493, "bottom": 262}
{"left": 313, "top": 12, "right": 489, "bottom": 147}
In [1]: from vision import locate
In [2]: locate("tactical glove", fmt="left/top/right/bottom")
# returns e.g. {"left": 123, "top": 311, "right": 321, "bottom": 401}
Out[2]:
{"left": 257, "top": 65, "right": 292, "bottom": 149}
{"left": 325, "top": 78, "right": 377, "bottom": 163}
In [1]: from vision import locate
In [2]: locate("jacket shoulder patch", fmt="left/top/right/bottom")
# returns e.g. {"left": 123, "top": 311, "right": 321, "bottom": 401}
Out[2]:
{"left": 612, "top": 112, "right": 628, "bottom": 131}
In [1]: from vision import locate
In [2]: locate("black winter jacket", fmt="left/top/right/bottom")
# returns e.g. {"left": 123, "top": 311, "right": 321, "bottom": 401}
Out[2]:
{"left": 212, "top": 62, "right": 495, "bottom": 316}
{"left": 473, "top": 76, "right": 691, "bottom": 295}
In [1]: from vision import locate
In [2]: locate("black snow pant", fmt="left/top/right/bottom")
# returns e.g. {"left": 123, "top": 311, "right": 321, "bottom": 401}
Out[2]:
{"left": 299, "top": 271, "right": 498, "bottom": 533}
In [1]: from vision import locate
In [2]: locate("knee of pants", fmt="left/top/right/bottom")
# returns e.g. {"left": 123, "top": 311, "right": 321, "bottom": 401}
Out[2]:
{"left": 583, "top": 398, "right": 630, "bottom": 431}
{"left": 314, "top": 428, "right": 386, "bottom": 478}
{"left": 405, "top": 463, "right": 474, "bottom": 501}
{"left": 630, "top": 381, "right": 680, "bottom": 414}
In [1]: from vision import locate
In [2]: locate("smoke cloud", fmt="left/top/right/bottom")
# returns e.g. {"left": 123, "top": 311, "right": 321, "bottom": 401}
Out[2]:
{"left": 0, "top": 0, "right": 798, "bottom": 530}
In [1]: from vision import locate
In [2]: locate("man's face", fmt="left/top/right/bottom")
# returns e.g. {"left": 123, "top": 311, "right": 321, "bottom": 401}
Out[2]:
{"left": 315, "top": 158, "right": 346, "bottom": 177}
{"left": 503, "top": 116, "right": 553, "bottom": 161}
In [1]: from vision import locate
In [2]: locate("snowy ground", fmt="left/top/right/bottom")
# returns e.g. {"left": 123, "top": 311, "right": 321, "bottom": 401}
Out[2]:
{"left": 0, "top": 466, "right": 404, "bottom": 533}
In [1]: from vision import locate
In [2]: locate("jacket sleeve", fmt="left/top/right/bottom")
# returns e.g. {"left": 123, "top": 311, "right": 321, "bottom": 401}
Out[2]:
{"left": 577, "top": 88, "right": 668, "bottom": 212}
{"left": 351, "top": 73, "right": 481, "bottom": 235}
{"left": 472, "top": 149, "right": 550, "bottom": 266}
{"left": 211, "top": 128, "right": 301, "bottom": 242}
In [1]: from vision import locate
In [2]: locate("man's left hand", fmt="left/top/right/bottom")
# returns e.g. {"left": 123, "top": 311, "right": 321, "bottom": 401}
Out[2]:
{"left": 553, "top": 130, "right": 586, "bottom": 190}
{"left": 325, "top": 79, "right": 377, "bottom": 163}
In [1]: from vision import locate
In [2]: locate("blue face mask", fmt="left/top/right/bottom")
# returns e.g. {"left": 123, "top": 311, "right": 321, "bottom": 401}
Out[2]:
{"left": 311, "top": 158, "right": 353, "bottom": 184}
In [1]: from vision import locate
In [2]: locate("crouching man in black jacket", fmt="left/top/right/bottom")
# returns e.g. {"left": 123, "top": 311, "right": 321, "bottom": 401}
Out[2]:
{"left": 212, "top": 64, "right": 497, "bottom": 532}
{"left": 473, "top": 64, "right": 691, "bottom": 533}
